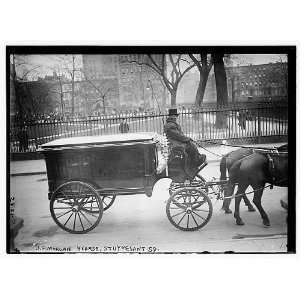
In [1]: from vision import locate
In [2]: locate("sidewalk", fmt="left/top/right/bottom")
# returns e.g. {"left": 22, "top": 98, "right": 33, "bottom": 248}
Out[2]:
{"left": 10, "top": 142, "right": 286, "bottom": 177}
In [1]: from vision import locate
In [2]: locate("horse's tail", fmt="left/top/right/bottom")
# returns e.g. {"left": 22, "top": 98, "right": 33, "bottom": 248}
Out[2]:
{"left": 220, "top": 156, "right": 228, "bottom": 181}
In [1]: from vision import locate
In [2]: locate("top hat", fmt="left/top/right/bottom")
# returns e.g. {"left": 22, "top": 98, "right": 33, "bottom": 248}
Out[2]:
{"left": 168, "top": 108, "right": 179, "bottom": 116}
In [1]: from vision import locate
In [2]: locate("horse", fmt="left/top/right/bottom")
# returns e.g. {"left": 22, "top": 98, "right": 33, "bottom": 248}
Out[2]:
{"left": 220, "top": 148, "right": 256, "bottom": 213}
{"left": 225, "top": 145, "right": 288, "bottom": 226}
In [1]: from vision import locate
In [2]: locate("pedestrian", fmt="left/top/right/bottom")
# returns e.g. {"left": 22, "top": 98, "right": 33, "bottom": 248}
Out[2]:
{"left": 237, "top": 110, "right": 246, "bottom": 129}
{"left": 18, "top": 125, "right": 29, "bottom": 152}
{"left": 164, "top": 108, "right": 206, "bottom": 177}
{"left": 119, "top": 118, "right": 129, "bottom": 133}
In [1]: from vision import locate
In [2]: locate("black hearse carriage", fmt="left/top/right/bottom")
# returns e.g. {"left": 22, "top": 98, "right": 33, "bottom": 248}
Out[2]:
{"left": 40, "top": 133, "right": 212, "bottom": 234}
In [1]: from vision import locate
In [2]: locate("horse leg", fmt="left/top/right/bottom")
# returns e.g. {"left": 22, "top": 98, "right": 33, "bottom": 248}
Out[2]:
{"left": 234, "top": 184, "right": 248, "bottom": 225}
{"left": 242, "top": 193, "right": 256, "bottom": 212}
{"left": 252, "top": 185, "right": 270, "bottom": 227}
{"left": 222, "top": 183, "right": 234, "bottom": 214}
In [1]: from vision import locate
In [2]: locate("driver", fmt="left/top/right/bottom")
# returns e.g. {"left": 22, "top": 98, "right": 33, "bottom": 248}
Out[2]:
{"left": 164, "top": 108, "right": 206, "bottom": 175}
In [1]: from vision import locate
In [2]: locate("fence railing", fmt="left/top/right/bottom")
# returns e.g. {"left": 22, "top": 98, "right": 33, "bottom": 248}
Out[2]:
{"left": 10, "top": 103, "right": 288, "bottom": 153}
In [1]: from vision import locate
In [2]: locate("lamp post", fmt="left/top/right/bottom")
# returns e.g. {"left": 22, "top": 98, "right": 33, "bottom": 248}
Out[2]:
{"left": 146, "top": 80, "right": 153, "bottom": 109}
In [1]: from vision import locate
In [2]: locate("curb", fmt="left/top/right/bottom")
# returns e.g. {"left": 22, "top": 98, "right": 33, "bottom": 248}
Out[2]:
{"left": 10, "top": 171, "right": 47, "bottom": 177}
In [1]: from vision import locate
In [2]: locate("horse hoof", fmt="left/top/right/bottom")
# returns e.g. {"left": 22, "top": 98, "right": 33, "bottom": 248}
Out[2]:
{"left": 263, "top": 220, "right": 270, "bottom": 227}
{"left": 224, "top": 209, "right": 232, "bottom": 214}
{"left": 236, "top": 220, "right": 245, "bottom": 226}
{"left": 248, "top": 207, "right": 256, "bottom": 212}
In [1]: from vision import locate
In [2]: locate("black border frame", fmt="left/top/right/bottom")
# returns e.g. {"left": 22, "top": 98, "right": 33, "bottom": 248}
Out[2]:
{"left": 6, "top": 45, "right": 296, "bottom": 254}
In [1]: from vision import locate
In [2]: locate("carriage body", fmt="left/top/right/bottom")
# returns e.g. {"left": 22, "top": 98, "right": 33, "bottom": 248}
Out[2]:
{"left": 41, "top": 133, "right": 159, "bottom": 199}
{"left": 40, "top": 133, "right": 214, "bottom": 234}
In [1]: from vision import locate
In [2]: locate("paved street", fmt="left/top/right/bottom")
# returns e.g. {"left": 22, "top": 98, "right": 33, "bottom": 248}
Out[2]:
{"left": 11, "top": 161, "right": 288, "bottom": 253}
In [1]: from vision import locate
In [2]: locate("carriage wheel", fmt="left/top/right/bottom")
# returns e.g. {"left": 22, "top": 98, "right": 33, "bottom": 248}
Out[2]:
{"left": 166, "top": 187, "right": 213, "bottom": 231}
{"left": 102, "top": 195, "right": 116, "bottom": 211}
{"left": 169, "top": 174, "right": 207, "bottom": 196}
{"left": 50, "top": 181, "right": 103, "bottom": 234}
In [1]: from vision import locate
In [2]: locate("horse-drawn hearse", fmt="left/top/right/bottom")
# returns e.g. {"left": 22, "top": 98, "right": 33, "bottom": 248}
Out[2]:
{"left": 40, "top": 133, "right": 288, "bottom": 234}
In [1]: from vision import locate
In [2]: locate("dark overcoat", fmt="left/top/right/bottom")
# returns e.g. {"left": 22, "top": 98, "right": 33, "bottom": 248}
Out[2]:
{"left": 164, "top": 117, "right": 190, "bottom": 149}
{"left": 164, "top": 117, "right": 205, "bottom": 168}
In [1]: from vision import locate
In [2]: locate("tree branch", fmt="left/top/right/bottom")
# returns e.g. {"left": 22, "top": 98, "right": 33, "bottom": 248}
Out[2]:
{"left": 188, "top": 54, "right": 202, "bottom": 71}
{"left": 178, "top": 63, "right": 196, "bottom": 82}
{"left": 169, "top": 55, "right": 180, "bottom": 79}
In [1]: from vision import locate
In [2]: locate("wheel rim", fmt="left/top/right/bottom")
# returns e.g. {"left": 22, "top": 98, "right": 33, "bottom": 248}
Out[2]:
{"left": 50, "top": 181, "right": 103, "bottom": 234}
{"left": 102, "top": 195, "right": 116, "bottom": 211}
{"left": 166, "top": 188, "right": 213, "bottom": 231}
{"left": 88, "top": 194, "right": 116, "bottom": 212}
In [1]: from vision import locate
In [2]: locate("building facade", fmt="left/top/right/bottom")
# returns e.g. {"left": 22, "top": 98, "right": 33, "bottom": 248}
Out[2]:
{"left": 82, "top": 54, "right": 165, "bottom": 112}
{"left": 226, "top": 62, "right": 288, "bottom": 102}
{"left": 176, "top": 62, "right": 288, "bottom": 106}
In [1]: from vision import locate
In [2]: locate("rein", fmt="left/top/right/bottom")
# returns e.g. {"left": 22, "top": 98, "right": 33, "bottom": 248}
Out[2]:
{"left": 194, "top": 140, "right": 288, "bottom": 158}
{"left": 223, "top": 177, "right": 288, "bottom": 200}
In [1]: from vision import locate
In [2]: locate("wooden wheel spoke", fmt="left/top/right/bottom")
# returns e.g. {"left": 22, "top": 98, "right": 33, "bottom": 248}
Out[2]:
{"left": 182, "top": 191, "right": 189, "bottom": 203}
{"left": 192, "top": 194, "right": 202, "bottom": 202}
{"left": 54, "top": 207, "right": 73, "bottom": 210}
{"left": 82, "top": 197, "right": 97, "bottom": 205}
{"left": 192, "top": 200, "right": 206, "bottom": 209}
{"left": 77, "top": 212, "right": 85, "bottom": 231}
{"left": 83, "top": 209, "right": 99, "bottom": 218}
{"left": 191, "top": 213, "right": 199, "bottom": 227}
{"left": 64, "top": 212, "right": 74, "bottom": 226}
{"left": 73, "top": 212, "right": 77, "bottom": 231}
{"left": 167, "top": 188, "right": 212, "bottom": 231}
{"left": 102, "top": 198, "right": 108, "bottom": 207}
{"left": 192, "top": 210, "right": 207, "bottom": 221}
{"left": 78, "top": 210, "right": 93, "bottom": 226}
{"left": 177, "top": 212, "right": 187, "bottom": 226}
{"left": 171, "top": 200, "right": 186, "bottom": 210}
{"left": 56, "top": 209, "right": 73, "bottom": 219}
{"left": 56, "top": 201, "right": 73, "bottom": 206}
{"left": 51, "top": 181, "right": 103, "bottom": 233}
{"left": 194, "top": 208, "right": 209, "bottom": 213}
{"left": 171, "top": 210, "right": 186, "bottom": 218}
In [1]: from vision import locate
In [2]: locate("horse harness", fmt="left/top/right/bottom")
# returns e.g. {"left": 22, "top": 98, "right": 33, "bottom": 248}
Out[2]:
{"left": 235, "top": 148, "right": 279, "bottom": 189}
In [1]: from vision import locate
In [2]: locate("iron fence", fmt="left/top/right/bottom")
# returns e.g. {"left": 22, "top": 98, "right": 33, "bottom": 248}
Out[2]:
{"left": 10, "top": 102, "right": 288, "bottom": 153}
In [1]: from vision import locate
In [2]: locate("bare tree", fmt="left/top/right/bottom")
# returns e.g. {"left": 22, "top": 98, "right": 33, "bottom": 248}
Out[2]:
{"left": 51, "top": 55, "right": 81, "bottom": 115}
{"left": 81, "top": 71, "right": 116, "bottom": 115}
{"left": 17, "top": 81, "right": 58, "bottom": 118}
{"left": 189, "top": 54, "right": 213, "bottom": 107}
{"left": 10, "top": 55, "right": 41, "bottom": 121}
{"left": 43, "top": 65, "right": 68, "bottom": 117}
{"left": 126, "top": 54, "right": 195, "bottom": 106}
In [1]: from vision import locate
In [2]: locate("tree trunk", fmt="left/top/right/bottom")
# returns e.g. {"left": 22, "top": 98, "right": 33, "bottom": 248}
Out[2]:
{"left": 170, "top": 90, "right": 177, "bottom": 107}
{"left": 195, "top": 71, "right": 209, "bottom": 107}
{"left": 213, "top": 53, "right": 228, "bottom": 128}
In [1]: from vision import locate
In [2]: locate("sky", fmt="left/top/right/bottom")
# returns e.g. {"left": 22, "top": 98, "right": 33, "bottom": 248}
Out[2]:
{"left": 14, "top": 53, "right": 287, "bottom": 80}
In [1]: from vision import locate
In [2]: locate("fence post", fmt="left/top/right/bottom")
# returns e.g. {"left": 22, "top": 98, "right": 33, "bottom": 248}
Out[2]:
{"left": 257, "top": 110, "right": 261, "bottom": 143}
{"left": 201, "top": 111, "right": 204, "bottom": 140}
